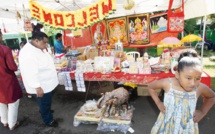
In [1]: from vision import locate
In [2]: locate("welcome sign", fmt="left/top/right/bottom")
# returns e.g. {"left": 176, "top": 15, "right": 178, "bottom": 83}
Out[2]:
{"left": 29, "top": 0, "right": 116, "bottom": 30}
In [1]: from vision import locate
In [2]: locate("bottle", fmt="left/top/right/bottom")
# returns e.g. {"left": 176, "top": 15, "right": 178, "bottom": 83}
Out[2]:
{"left": 143, "top": 52, "right": 148, "bottom": 61}
{"left": 143, "top": 52, "right": 150, "bottom": 68}
{"left": 115, "top": 39, "right": 123, "bottom": 51}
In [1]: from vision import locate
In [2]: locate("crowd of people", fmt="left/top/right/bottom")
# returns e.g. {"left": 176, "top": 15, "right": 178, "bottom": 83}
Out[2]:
{"left": 0, "top": 30, "right": 68, "bottom": 130}
{"left": 0, "top": 29, "right": 215, "bottom": 133}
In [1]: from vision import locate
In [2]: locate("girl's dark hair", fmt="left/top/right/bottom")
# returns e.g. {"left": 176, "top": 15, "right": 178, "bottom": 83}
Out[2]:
{"left": 31, "top": 32, "right": 48, "bottom": 41}
{"left": 177, "top": 49, "right": 201, "bottom": 72}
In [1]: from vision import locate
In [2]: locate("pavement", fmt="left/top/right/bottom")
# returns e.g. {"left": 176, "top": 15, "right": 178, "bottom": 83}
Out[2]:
{"left": 0, "top": 82, "right": 215, "bottom": 134}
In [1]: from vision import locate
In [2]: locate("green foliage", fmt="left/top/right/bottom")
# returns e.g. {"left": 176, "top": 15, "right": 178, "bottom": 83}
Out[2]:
{"left": 195, "top": 47, "right": 215, "bottom": 57}
{"left": 204, "top": 65, "right": 215, "bottom": 69}
{"left": 146, "top": 47, "right": 158, "bottom": 57}
{"left": 184, "top": 18, "right": 198, "bottom": 35}
{"left": 124, "top": 48, "right": 137, "bottom": 52}
{"left": 151, "top": 25, "right": 159, "bottom": 30}
{"left": 208, "top": 14, "right": 215, "bottom": 30}
{"left": 43, "top": 25, "right": 62, "bottom": 37}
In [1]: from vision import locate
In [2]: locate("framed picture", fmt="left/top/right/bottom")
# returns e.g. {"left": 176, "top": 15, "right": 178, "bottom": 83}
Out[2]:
{"left": 90, "top": 20, "right": 107, "bottom": 44}
{"left": 150, "top": 13, "right": 167, "bottom": 34}
{"left": 106, "top": 17, "right": 128, "bottom": 48}
{"left": 127, "top": 14, "right": 150, "bottom": 45}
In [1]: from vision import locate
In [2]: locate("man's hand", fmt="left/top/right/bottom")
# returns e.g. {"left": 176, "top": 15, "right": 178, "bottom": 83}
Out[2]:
{"left": 36, "top": 87, "right": 44, "bottom": 98}
{"left": 64, "top": 45, "right": 70, "bottom": 50}
{"left": 62, "top": 46, "right": 69, "bottom": 53}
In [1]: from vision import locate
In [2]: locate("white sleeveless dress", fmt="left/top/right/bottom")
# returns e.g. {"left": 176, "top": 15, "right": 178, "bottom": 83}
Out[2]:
{"left": 151, "top": 79, "right": 199, "bottom": 134}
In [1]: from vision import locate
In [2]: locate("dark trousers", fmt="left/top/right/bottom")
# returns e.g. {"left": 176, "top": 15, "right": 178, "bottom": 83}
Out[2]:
{"left": 212, "top": 43, "right": 215, "bottom": 51}
{"left": 34, "top": 92, "right": 53, "bottom": 125}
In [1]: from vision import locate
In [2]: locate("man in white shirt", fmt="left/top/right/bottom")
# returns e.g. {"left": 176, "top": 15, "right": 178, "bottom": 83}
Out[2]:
{"left": 19, "top": 32, "right": 59, "bottom": 127}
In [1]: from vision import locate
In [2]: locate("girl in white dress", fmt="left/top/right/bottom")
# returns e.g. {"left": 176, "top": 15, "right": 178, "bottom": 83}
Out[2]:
{"left": 148, "top": 49, "right": 215, "bottom": 134}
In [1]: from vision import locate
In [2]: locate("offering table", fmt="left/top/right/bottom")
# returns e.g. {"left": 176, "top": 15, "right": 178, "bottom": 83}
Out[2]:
{"left": 70, "top": 72, "right": 210, "bottom": 87}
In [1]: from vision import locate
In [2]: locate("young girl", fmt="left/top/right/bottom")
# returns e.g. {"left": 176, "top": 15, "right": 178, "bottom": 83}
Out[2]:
{"left": 148, "top": 49, "right": 215, "bottom": 134}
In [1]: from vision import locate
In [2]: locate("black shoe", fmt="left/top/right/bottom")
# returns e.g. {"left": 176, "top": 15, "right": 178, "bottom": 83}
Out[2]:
{"left": 47, "top": 120, "right": 58, "bottom": 127}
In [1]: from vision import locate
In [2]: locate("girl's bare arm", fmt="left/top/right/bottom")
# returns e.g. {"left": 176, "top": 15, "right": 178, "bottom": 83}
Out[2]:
{"left": 198, "top": 84, "right": 215, "bottom": 115}
{"left": 148, "top": 78, "right": 168, "bottom": 113}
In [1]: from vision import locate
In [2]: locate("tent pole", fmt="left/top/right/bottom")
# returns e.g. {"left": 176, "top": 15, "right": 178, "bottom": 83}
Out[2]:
{"left": 181, "top": 31, "right": 184, "bottom": 46}
{"left": 24, "top": 31, "right": 29, "bottom": 42}
{"left": 201, "top": 15, "right": 207, "bottom": 63}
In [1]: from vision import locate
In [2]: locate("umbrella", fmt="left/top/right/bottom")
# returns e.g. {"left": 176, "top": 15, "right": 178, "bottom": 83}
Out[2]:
{"left": 159, "top": 37, "right": 182, "bottom": 47}
{"left": 181, "top": 34, "right": 202, "bottom": 43}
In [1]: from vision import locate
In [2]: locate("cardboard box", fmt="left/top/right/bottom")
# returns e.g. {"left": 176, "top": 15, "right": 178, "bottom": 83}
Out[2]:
{"left": 137, "top": 85, "right": 161, "bottom": 96}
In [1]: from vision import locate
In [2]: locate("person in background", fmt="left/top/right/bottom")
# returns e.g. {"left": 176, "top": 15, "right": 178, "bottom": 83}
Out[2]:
{"left": 54, "top": 33, "right": 69, "bottom": 54}
{"left": 210, "top": 43, "right": 215, "bottom": 51}
{"left": 19, "top": 32, "right": 59, "bottom": 127}
{"left": 51, "top": 46, "right": 55, "bottom": 54}
{"left": 0, "top": 29, "right": 22, "bottom": 130}
{"left": 198, "top": 31, "right": 202, "bottom": 38}
{"left": 17, "top": 41, "right": 27, "bottom": 58}
{"left": 148, "top": 49, "right": 215, "bottom": 134}
{"left": 20, "top": 41, "right": 26, "bottom": 49}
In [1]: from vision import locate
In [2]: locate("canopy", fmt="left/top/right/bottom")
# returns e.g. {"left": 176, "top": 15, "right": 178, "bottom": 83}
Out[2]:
{"left": 181, "top": 34, "right": 202, "bottom": 43}
{"left": 0, "top": 0, "right": 214, "bottom": 32}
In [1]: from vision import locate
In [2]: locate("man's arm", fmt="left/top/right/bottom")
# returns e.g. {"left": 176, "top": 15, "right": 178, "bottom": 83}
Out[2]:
{"left": 19, "top": 54, "right": 41, "bottom": 93}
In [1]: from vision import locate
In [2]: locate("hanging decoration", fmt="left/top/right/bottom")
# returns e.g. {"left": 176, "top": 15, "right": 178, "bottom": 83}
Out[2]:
{"left": 123, "top": 0, "right": 135, "bottom": 10}
{"left": 15, "top": 4, "right": 21, "bottom": 24}
{"left": 29, "top": 0, "right": 116, "bottom": 30}
{"left": 167, "top": 0, "right": 184, "bottom": 33}
{"left": 23, "top": 4, "right": 33, "bottom": 32}
{"left": 2, "top": 21, "right": 7, "bottom": 33}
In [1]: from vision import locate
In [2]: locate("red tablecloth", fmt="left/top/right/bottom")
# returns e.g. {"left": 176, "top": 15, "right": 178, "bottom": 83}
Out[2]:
{"left": 70, "top": 72, "right": 211, "bottom": 87}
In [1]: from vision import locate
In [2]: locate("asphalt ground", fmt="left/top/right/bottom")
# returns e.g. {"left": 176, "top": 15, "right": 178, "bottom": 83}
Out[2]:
{"left": 0, "top": 82, "right": 215, "bottom": 134}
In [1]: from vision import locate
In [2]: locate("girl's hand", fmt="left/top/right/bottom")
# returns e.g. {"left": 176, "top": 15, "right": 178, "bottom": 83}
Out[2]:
{"left": 193, "top": 110, "right": 205, "bottom": 123}
{"left": 157, "top": 101, "right": 166, "bottom": 114}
